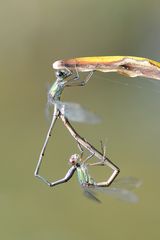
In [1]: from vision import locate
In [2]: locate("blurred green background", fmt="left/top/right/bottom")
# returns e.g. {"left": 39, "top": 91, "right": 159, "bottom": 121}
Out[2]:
{"left": 1, "top": 0, "right": 160, "bottom": 239}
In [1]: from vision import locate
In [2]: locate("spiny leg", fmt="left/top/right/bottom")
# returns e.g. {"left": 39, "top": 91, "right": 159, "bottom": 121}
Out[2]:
{"left": 83, "top": 152, "right": 95, "bottom": 163}
{"left": 88, "top": 141, "right": 120, "bottom": 186}
{"left": 77, "top": 142, "right": 84, "bottom": 159}
{"left": 68, "top": 63, "right": 94, "bottom": 85}
{"left": 88, "top": 159, "right": 120, "bottom": 187}
{"left": 77, "top": 142, "right": 95, "bottom": 163}
{"left": 60, "top": 115, "right": 120, "bottom": 186}
{"left": 65, "top": 69, "right": 94, "bottom": 87}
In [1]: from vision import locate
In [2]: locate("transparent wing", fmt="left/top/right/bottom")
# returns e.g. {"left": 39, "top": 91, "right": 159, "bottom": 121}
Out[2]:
{"left": 83, "top": 188, "right": 101, "bottom": 203}
{"left": 111, "top": 177, "right": 142, "bottom": 190}
{"left": 45, "top": 101, "right": 53, "bottom": 121}
{"left": 97, "top": 186, "right": 139, "bottom": 203}
{"left": 55, "top": 100, "right": 101, "bottom": 124}
{"left": 84, "top": 177, "right": 141, "bottom": 203}
{"left": 97, "top": 177, "right": 141, "bottom": 203}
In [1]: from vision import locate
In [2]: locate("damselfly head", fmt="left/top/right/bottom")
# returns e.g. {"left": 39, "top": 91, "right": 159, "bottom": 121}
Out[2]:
{"left": 69, "top": 154, "right": 80, "bottom": 166}
{"left": 55, "top": 69, "right": 71, "bottom": 80}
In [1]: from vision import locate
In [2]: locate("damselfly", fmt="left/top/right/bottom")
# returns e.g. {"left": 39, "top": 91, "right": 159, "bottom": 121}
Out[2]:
{"left": 43, "top": 145, "right": 141, "bottom": 203}
{"left": 35, "top": 70, "right": 119, "bottom": 186}
{"left": 35, "top": 55, "right": 159, "bottom": 187}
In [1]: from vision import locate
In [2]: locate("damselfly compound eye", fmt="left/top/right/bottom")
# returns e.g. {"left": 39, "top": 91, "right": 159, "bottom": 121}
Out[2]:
{"left": 69, "top": 154, "right": 80, "bottom": 165}
{"left": 55, "top": 69, "right": 71, "bottom": 80}
{"left": 55, "top": 70, "right": 65, "bottom": 78}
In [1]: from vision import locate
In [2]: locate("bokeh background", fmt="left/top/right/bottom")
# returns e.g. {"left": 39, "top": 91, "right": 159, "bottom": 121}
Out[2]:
{"left": 1, "top": 0, "right": 160, "bottom": 239}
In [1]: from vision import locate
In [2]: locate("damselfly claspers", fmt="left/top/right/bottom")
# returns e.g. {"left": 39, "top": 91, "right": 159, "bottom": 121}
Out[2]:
{"left": 34, "top": 68, "right": 119, "bottom": 186}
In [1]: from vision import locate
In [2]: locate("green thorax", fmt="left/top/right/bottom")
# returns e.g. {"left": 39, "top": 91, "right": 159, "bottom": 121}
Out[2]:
{"left": 48, "top": 79, "right": 65, "bottom": 101}
{"left": 77, "top": 164, "right": 95, "bottom": 186}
